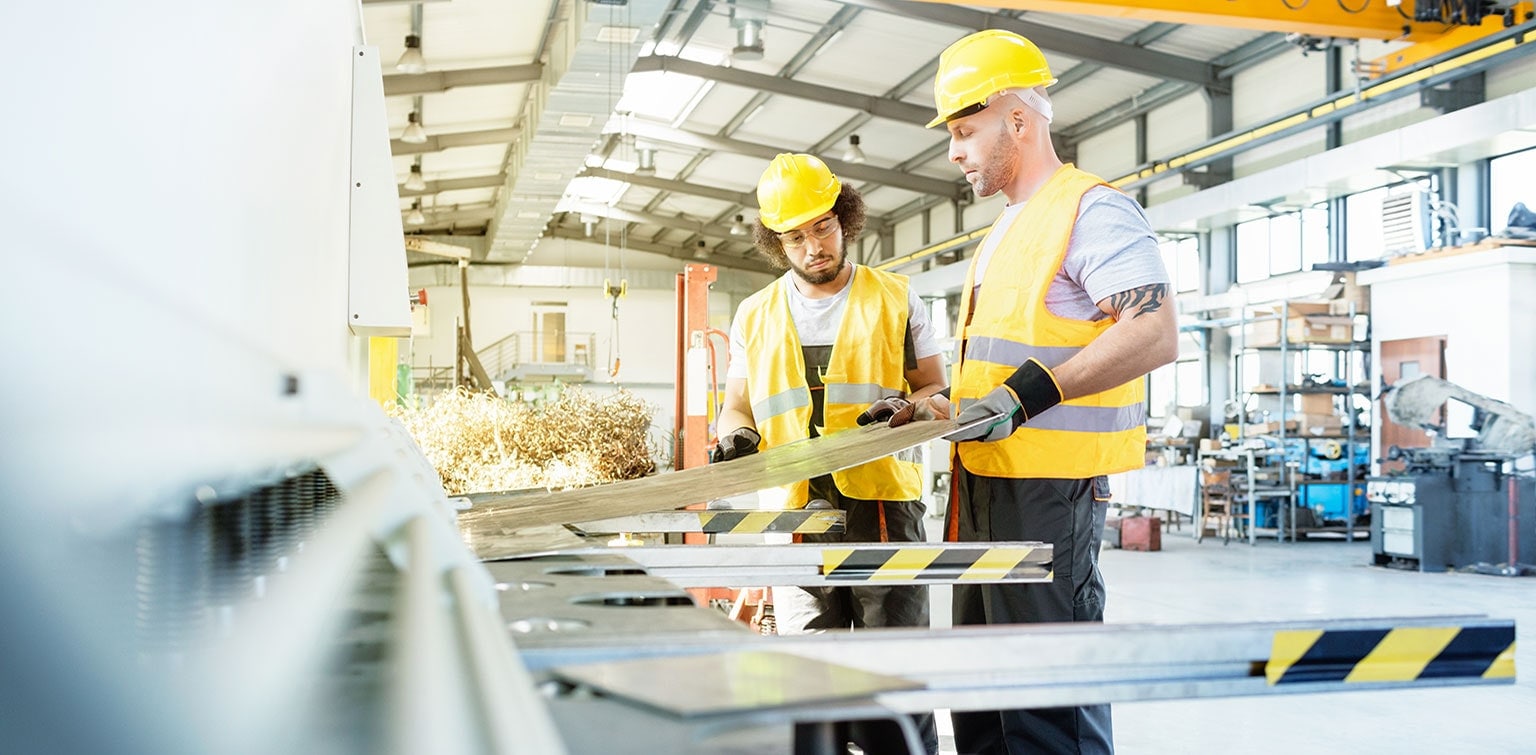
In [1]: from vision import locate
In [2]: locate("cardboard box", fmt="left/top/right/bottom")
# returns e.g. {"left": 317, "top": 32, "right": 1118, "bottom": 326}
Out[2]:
{"left": 1287, "top": 315, "right": 1353, "bottom": 344}
{"left": 1298, "top": 393, "right": 1334, "bottom": 415}
{"left": 1121, "top": 516, "right": 1162, "bottom": 552}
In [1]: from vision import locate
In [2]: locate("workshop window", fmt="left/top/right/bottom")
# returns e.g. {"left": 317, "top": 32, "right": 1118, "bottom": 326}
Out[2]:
{"left": 1159, "top": 236, "right": 1200, "bottom": 293}
{"left": 1235, "top": 208, "right": 1323, "bottom": 282}
{"left": 1489, "top": 147, "right": 1536, "bottom": 235}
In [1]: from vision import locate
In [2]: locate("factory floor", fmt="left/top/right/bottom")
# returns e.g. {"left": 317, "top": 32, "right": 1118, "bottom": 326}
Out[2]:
{"left": 924, "top": 522, "right": 1536, "bottom": 755}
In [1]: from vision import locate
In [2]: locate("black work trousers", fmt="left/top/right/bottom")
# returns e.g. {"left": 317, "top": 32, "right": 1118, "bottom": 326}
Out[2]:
{"left": 778, "top": 474, "right": 939, "bottom": 755}
{"left": 948, "top": 469, "right": 1113, "bottom": 755}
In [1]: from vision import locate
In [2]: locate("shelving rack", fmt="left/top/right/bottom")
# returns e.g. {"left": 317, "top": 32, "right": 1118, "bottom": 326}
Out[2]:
{"left": 1231, "top": 299, "right": 1371, "bottom": 542}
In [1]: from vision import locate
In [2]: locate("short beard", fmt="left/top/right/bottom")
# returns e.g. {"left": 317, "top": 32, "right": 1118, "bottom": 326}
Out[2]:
{"left": 792, "top": 253, "right": 845, "bottom": 285}
{"left": 969, "top": 120, "right": 1019, "bottom": 198}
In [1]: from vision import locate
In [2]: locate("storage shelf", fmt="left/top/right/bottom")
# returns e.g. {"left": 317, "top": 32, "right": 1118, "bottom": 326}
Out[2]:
{"left": 1248, "top": 385, "right": 1370, "bottom": 395}
{"left": 1238, "top": 342, "right": 1369, "bottom": 352}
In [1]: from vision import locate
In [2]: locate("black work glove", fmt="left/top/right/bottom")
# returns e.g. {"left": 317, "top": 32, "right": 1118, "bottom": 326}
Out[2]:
{"left": 709, "top": 427, "right": 762, "bottom": 463}
{"left": 856, "top": 396, "right": 911, "bottom": 426}
{"left": 948, "top": 359, "right": 1063, "bottom": 442}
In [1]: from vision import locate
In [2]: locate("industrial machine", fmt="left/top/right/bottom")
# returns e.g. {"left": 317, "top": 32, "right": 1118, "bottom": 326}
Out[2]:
{"left": 1370, "top": 375, "right": 1536, "bottom": 574}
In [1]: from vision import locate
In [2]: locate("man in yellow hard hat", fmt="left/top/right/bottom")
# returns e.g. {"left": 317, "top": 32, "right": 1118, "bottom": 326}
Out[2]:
{"left": 713, "top": 152, "right": 946, "bottom": 755}
{"left": 906, "top": 29, "right": 1178, "bottom": 755}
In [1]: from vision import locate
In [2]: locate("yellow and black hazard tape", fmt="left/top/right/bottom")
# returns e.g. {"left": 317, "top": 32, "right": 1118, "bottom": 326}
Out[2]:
{"left": 1267, "top": 625, "right": 1516, "bottom": 685}
{"left": 821, "top": 546, "right": 1052, "bottom": 583}
{"left": 697, "top": 510, "right": 843, "bottom": 535}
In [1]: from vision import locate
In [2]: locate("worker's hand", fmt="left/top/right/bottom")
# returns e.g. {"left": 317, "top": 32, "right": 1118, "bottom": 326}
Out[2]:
{"left": 946, "top": 359, "right": 1062, "bottom": 443}
{"left": 856, "top": 396, "right": 911, "bottom": 426}
{"left": 887, "top": 394, "right": 951, "bottom": 428}
{"left": 709, "top": 427, "right": 762, "bottom": 463}
{"left": 948, "top": 386, "right": 1023, "bottom": 442}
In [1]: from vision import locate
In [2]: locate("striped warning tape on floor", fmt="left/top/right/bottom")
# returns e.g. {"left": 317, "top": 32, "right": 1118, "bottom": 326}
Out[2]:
{"left": 821, "top": 546, "right": 1052, "bottom": 583}
{"left": 698, "top": 510, "right": 842, "bottom": 535}
{"left": 1266, "top": 625, "right": 1516, "bottom": 685}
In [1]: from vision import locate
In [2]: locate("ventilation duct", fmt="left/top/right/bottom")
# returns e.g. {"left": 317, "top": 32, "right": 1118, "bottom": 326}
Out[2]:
{"left": 485, "top": 0, "right": 670, "bottom": 262}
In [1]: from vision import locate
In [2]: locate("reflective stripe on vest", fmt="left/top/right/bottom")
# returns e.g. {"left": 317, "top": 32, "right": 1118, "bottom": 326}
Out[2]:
{"left": 752, "top": 386, "right": 811, "bottom": 424}
{"left": 953, "top": 164, "right": 1147, "bottom": 479}
{"left": 739, "top": 266, "right": 923, "bottom": 505}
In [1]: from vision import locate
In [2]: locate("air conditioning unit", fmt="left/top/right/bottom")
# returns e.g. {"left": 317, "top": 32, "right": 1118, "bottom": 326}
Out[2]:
{"left": 1380, "top": 191, "right": 1433, "bottom": 257}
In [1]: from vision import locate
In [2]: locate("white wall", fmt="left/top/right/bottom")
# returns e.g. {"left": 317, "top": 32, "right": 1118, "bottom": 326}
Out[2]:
{"left": 1078, "top": 120, "right": 1138, "bottom": 179}
{"left": 7, "top": 4, "right": 368, "bottom": 382}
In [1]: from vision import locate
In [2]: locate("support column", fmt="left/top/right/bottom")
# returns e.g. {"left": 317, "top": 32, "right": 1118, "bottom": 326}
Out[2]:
{"left": 1205, "top": 227, "right": 1235, "bottom": 434}
{"left": 1186, "top": 88, "right": 1233, "bottom": 190}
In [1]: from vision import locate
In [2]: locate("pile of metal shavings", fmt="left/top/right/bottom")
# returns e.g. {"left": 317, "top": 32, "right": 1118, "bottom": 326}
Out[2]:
{"left": 389, "top": 387, "right": 657, "bottom": 495}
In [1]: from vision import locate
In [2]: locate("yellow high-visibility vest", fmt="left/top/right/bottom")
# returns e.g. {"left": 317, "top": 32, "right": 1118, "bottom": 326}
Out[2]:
{"left": 953, "top": 164, "right": 1147, "bottom": 479}
{"left": 738, "top": 266, "right": 923, "bottom": 507}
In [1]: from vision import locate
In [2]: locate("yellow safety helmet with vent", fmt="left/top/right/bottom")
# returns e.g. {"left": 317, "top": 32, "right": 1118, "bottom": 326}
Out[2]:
{"left": 756, "top": 153, "right": 842, "bottom": 232}
{"left": 927, "top": 29, "right": 1057, "bottom": 128}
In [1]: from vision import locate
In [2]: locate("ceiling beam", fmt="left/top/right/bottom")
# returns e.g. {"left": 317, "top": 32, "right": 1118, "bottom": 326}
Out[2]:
{"left": 625, "top": 120, "right": 969, "bottom": 201}
{"left": 545, "top": 224, "right": 775, "bottom": 275}
{"left": 405, "top": 207, "right": 498, "bottom": 226}
{"left": 631, "top": 55, "right": 934, "bottom": 126}
{"left": 399, "top": 173, "right": 506, "bottom": 198}
{"left": 391, "top": 127, "right": 520, "bottom": 156}
{"left": 561, "top": 202, "right": 743, "bottom": 242}
{"left": 840, "top": 0, "right": 1221, "bottom": 89}
{"left": 581, "top": 167, "right": 759, "bottom": 208}
{"left": 383, "top": 63, "right": 544, "bottom": 97}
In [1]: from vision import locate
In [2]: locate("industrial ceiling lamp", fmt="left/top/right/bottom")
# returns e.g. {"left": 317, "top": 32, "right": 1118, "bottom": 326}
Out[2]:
{"left": 635, "top": 145, "right": 657, "bottom": 176}
{"left": 402, "top": 111, "right": 428, "bottom": 144}
{"left": 730, "top": 214, "right": 748, "bottom": 236}
{"left": 581, "top": 212, "right": 599, "bottom": 237}
{"left": 404, "top": 163, "right": 427, "bottom": 191}
{"left": 396, "top": 34, "right": 426, "bottom": 74}
{"left": 729, "top": 0, "right": 768, "bottom": 62}
{"left": 406, "top": 200, "right": 426, "bottom": 226}
{"left": 694, "top": 240, "right": 711, "bottom": 259}
{"left": 842, "top": 134, "right": 866, "bottom": 164}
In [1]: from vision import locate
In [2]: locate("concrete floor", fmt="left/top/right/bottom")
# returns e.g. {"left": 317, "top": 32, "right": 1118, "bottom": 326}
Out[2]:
{"left": 927, "top": 525, "right": 1536, "bottom": 754}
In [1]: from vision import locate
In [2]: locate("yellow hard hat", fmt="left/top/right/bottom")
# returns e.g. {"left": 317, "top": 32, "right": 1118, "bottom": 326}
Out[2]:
{"left": 756, "top": 153, "right": 841, "bottom": 232}
{"left": 927, "top": 29, "right": 1056, "bottom": 129}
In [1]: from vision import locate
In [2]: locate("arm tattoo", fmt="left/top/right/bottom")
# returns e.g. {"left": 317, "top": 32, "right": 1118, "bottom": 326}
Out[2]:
{"left": 1106, "top": 283, "right": 1168, "bottom": 320}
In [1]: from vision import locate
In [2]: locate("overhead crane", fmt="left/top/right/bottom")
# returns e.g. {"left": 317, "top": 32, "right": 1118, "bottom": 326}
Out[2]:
{"left": 918, "top": 0, "right": 1535, "bottom": 75}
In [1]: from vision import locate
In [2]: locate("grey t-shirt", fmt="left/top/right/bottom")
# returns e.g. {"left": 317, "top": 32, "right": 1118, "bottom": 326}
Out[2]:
{"left": 727, "top": 265, "right": 939, "bottom": 379}
{"left": 973, "top": 186, "right": 1167, "bottom": 320}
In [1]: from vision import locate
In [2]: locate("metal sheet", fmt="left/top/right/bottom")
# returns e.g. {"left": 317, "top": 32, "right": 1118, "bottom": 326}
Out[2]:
{"left": 459, "top": 417, "right": 979, "bottom": 560}
{"left": 535, "top": 542, "right": 1053, "bottom": 588}
{"left": 551, "top": 650, "right": 923, "bottom": 718}
{"left": 567, "top": 510, "right": 846, "bottom": 536}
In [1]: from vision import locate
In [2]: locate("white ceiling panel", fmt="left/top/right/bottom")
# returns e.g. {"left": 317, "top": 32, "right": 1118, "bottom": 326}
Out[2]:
{"left": 421, "top": 144, "right": 508, "bottom": 174}
{"left": 791, "top": 11, "right": 963, "bottom": 95}
{"left": 1049, "top": 69, "right": 1167, "bottom": 125}
{"left": 730, "top": 96, "right": 864, "bottom": 150}
{"left": 1020, "top": 12, "right": 1152, "bottom": 42}
{"left": 432, "top": 187, "right": 498, "bottom": 207}
{"left": 686, "top": 151, "right": 776, "bottom": 195}
{"left": 859, "top": 186, "right": 921, "bottom": 215}
{"left": 422, "top": 0, "right": 542, "bottom": 66}
{"left": 421, "top": 83, "right": 527, "bottom": 132}
{"left": 1149, "top": 25, "right": 1267, "bottom": 60}
{"left": 649, "top": 192, "right": 735, "bottom": 221}
{"left": 683, "top": 82, "right": 763, "bottom": 134}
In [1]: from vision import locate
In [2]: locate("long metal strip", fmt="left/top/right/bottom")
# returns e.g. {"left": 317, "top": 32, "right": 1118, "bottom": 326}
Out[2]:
{"left": 568, "top": 510, "right": 846, "bottom": 536}
{"left": 528, "top": 616, "right": 1516, "bottom": 715}
{"left": 494, "top": 542, "right": 1052, "bottom": 588}
{"left": 460, "top": 416, "right": 989, "bottom": 559}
